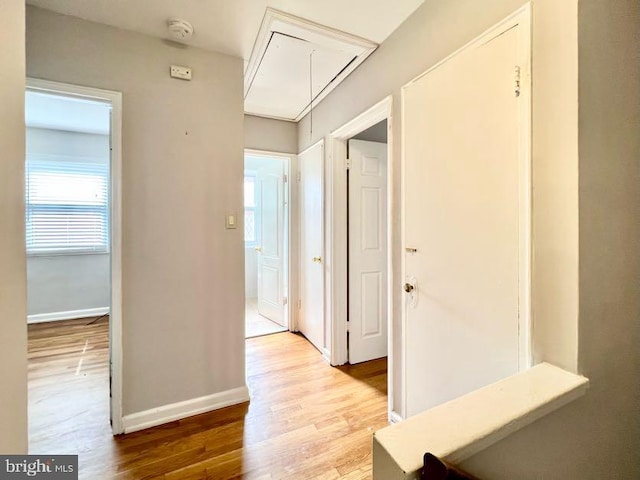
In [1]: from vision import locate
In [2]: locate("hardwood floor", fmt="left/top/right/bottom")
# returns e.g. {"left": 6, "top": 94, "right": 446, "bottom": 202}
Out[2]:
{"left": 28, "top": 318, "right": 388, "bottom": 479}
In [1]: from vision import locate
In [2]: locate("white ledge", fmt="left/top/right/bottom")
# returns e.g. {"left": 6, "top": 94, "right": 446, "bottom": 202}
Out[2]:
{"left": 373, "top": 363, "right": 589, "bottom": 479}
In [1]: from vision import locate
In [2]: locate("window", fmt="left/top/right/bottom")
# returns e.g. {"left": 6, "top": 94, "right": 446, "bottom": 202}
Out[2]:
{"left": 244, "top": 174, "right": 257, "bottom": 245}
{"left": 26, "top": 157, "right": 109, "bottom": 254}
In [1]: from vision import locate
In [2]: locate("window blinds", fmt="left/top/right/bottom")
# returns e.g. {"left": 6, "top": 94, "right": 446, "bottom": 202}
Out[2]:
{"left": 26, "top": 158, "right": 109, "bottom": 254}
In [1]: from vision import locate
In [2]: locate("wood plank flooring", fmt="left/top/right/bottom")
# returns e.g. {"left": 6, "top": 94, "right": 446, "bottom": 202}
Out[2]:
{"left": 28, "top": 318, "right": 388, "bottom": 479}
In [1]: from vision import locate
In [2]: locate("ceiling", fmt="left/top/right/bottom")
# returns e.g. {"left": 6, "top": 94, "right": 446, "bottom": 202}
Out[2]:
{"left": 26, "top": 0, "right": 425, "bottom": 120}
{"left": 26, "top": 91, "right": 111, "bottom": 135}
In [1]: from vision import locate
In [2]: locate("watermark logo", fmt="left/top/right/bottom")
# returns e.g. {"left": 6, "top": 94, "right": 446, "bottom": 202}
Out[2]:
{"left": 0, "top": 456, "right": 77, "bottom": 479}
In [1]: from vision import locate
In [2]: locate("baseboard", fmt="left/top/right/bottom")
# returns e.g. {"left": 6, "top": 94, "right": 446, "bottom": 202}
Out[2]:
{"left": 27, "top": 307, "right": 110, "bottom": 324}
{"left": 122, "top": 385, "right": 250, "bottom": 434}
{"left": 389, "top": 410, "right": 403, "bottom": 424}
{"left": 322, "top": 348, "right": 331, "bottom": 364}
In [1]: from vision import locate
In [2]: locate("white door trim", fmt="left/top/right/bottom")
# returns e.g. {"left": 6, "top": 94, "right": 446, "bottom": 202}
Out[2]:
{"left": 244, "top": 148, "right": 294, "bottom": 331}
{"left": 399, "top": 4, "right": 531, "bottom": 418}
{"left": 26, "top": 77, "right": 124, "bottom": 435}
{"left": 327, "top": 96, "right": 394, "bottom": 419}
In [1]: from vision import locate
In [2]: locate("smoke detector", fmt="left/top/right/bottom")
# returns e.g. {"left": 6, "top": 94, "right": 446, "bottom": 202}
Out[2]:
{"left": 167, "top": 18, "right": 194, "bottom": 41}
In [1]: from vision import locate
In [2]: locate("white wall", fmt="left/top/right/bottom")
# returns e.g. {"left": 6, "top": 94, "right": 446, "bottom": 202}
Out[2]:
{"left": 0, "top": 0, "right": 27, "bottom": 453}
{"left": 245, "top": 114, "right": 298, "bottom": 154}
{"left": 26, "top": 128, "right": 110, "bottom": 318}
{"left": 298, "top": 0, "right": 639, "bottom": 477}
{"left": 26, "top": 6, "right": 246, "bottom": 416}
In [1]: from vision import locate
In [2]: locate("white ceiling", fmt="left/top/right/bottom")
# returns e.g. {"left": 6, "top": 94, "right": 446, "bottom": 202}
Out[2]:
{"left": 26, "top": 0, "right": 425, "bottom": 121}
{"left": 26, "top": 91, "right": 111, "bottom": 135}
{"left": 26, "top": 0, "right": 424, "bottom": 61}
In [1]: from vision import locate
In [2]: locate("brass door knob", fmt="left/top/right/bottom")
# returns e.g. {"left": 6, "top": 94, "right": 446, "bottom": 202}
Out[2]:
{"left": 312, "top": 256, "right": 322, "bottom": 264}
{"left": 404, "top": 283, "right": 415, "bottom": 293}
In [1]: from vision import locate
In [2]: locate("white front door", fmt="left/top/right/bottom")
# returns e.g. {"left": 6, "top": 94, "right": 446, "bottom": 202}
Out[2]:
{"left": 298, "top": 141, "right": 325, "bottom": 352}
{"left": 256, "top": 159, "right": 286, "bottom": 326}
{"left": 348, "top": 139, "right": 388, "bottom": 364}
{"left": 403, "top": 17, "right": 528, "bottom": 417}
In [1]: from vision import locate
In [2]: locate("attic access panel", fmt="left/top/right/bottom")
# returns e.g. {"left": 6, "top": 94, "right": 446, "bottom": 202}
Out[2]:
{"left": 244, "top": 9, "right": 378, "bottom": 122}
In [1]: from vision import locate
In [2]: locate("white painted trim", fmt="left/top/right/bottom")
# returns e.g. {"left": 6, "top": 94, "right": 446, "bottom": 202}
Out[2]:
{"left": 27, "top": 78, "right": 125, "bottom": 435}
{"left": 326, "top": 96, "right": 394, "bottom": 416}
{"left": 122, "top": 386, "right": 250, "bottom": 434}
{"left": 389, "top": 411, "right": 403, "bottom": 424}
{"left": 27, "top": 307, "right": 109, "bottom": 324}
{"left": 244, "top": 8, "right": 378, "bottom": 122}
{"left": 322, "top": 348, "right": 331, "bottom": 364}
{"left": 374, "top": 364, "right": 589, "bottom": 477}
{"left": 244, "top": 149, "right": 294, "bottom": 332}
{"left": 516, "top": 4, "right": 533, "bottom": 371}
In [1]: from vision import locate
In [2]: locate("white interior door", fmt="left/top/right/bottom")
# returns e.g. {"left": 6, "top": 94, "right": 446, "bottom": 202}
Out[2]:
{"left": 403, "top": 20, "right": 527, "bottom": 417}
{"left": 348, "top": 139, "right": 388, "bottom": 364}
{"left": 298, "top": 141, "right": 325, "bottom": 352}
{"left": 257, "top": 159, "right": 286, "bottom": 326}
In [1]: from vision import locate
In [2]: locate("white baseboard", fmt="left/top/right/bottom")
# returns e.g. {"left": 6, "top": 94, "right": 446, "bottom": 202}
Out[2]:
{"left": 27, "top": 307, "right": 110, "bottom": 324}
{"left": 122, "top": 385, "right": 250, "bottom": 434}
{"left": 322, "top": 348, "right": 331, "bottom": 364}
{"left": 389, "top": 410, "right": 403, "bottom": 424}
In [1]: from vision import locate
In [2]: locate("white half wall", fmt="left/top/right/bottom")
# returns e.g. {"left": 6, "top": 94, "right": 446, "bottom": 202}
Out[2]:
{"left": 0, "top": 0, "right": 27, "bottom": 454}
{"left": 26, "top": 6, "right": 246, "bottom": 417}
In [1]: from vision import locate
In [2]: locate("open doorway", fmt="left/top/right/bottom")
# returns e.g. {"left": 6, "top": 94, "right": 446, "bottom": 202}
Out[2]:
{"left": 347, "top": 121, "right": 389, "bottom": 364}
{"left": 326, "top": 97, "right": 394, "bottom": 419}
{"left": 244, "top": 150, "right": 291, "bottom": 338}
{"left": 25, "top": 79, "right": 124, "bottom": 447}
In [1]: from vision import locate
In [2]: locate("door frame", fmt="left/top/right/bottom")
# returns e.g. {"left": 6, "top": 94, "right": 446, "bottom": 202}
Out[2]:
{"left": 26, "top": 77, "right": 124, "bottom": 434}
{"left": 244, "top": 149, "right": 294, "bottom": 331}
{"left": 327, "top": 96, "right": 394, "bottom": 417}
{"left": 400, "top": 4, "right": 531, "bottom": 418}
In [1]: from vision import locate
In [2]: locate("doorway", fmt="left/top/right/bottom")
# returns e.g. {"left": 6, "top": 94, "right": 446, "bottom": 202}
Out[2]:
{"left": 327, "top": 97, "right": 394, "bottom": 418}
{"left": 347, "top": 122, "right": 389, "bottom": 364}
{"left": 25, "top": 79, "right": 123, "bottom": 436}
{"left": 244, "top": 150, "right": 291, "bottom": 338}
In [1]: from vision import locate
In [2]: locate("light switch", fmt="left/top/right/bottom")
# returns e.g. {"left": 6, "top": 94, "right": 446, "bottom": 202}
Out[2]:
{"left": 226, "top": 214, "right": 237, "bottom": 229}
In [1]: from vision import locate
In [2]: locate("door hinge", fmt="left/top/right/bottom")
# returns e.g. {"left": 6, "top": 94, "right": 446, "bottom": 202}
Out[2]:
{"left": 346, "top": 321, "right": 350, "bottom": 332}
{"left": 346, "top": 158, "right": 352, "bottom": 170}
{"left": 514, "top": 65, "right": 521, "bottom": 97}
{"left": 283, "top": 297, "right": 288, "bottom": 306}
{"left": 283, "top": 174, "right": 288, "bottom": 183}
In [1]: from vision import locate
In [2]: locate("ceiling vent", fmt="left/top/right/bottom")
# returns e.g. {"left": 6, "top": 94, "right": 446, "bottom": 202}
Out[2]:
{"left": 244, "top": 8, "right": 378, "bottom": 122}
{"left": 167, "top": 18, "right": 194, "bottom": 42}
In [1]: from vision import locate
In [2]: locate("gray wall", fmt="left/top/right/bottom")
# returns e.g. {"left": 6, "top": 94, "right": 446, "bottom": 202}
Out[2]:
{"left": 299, "top": 0, "right": 639, "bottom": 477}
{"left": 26, "top": 128, "right": 110, "bottom": 317}
{"left": 27, "top": 254, "right": 110, "bottom": 316}
{"left": 26, "top": 6, "right": 246, "bottom": 415}
{"left": 0, "top": 0, "right": 27, "bottom": 454}
{"left": 245, "top": 114, "right": 298, "bottom": 154}
{"left": 351, "top": 120, "right": 388, "bottom": 143}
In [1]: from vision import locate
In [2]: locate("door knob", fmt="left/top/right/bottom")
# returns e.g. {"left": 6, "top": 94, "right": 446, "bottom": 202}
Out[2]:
{"left": 312, "top": 256, "right": 322, "bottom": 264}
{"left": 255, "top": 246, "right": 262, "bottom": 252}
{"left": 404, "top": 283, "right": 415, "bottom": 293}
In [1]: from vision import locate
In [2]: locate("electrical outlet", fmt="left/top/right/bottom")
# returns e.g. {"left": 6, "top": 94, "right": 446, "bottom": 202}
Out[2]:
{"left": 170, "top": 65, "right": 192, "bottom": 80}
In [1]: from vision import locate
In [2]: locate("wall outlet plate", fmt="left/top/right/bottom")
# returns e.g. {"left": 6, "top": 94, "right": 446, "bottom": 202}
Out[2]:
{"left": 170, "top": 65, "right": 192, "bottom": 80}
